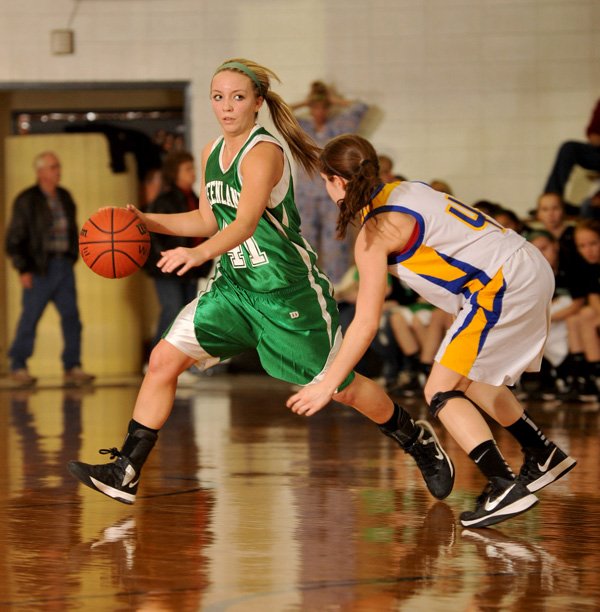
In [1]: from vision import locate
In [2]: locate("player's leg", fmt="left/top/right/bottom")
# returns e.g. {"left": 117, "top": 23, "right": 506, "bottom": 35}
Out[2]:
{"left": 466, "top": 381, "right": 576, "bottom": 493}
{"left": 426, "top": 362, "right": 538, "bottom": 529}
{"left": 68, "top": 281, "right": 254, "bottom": 504}
{"left": 544, "top": 140, "right": 600, "bottom": 196}
{"left": 67, "top": 337, "right": 195, "bottom": 504}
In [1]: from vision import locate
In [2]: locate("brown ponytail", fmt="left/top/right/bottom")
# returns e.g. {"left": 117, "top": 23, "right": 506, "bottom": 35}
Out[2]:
{"left": 319, "top": 134, "right": 381, "bottom": 238}
{"left": 214, "top": 58, "right": 320, "bottom": 175}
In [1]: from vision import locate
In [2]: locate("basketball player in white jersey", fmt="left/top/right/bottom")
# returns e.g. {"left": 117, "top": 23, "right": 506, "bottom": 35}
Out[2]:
{"left": 287, "top": 134, "right": 576, "bottom": 529}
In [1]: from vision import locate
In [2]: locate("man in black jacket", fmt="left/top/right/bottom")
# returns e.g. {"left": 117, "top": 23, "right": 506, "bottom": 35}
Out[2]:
{"left": 5, "top": 151, "right": 95, "bottom": 387}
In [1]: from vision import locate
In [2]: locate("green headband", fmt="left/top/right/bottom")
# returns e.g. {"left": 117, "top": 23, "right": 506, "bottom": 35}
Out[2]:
{"left": 215, "top": 62, "right": 264, "bottom": 96}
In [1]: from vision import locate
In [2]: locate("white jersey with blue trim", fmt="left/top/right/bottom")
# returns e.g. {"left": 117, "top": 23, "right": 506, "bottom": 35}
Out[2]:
{"left": 360, "top": 181, "right": 526, "bottom": 315}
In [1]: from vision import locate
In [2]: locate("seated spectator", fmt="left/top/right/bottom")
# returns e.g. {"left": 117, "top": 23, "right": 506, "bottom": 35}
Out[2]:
{"left": 473, "top": 199, "right": 503, "bottom": 218}
{"left": 579, "top": 188, "right": 600, "bottom": 221}
{"left": 523, "top": 230, "right": 586, "bottom": 400}
{"left": 388, "top": 306, "right": 455, "bottom": 399}
{"left": 534, "top": 192, "right": 581, "bottom": 271}
{"left": 387, "top": 300, "right": 441, "bottom": 396}
{"left": 494, "top": 207, "right": 532, "bottom": 236}
{"left": 563, "top": 219, "right": 600, "bottom": 401}
{"left": 543, "top": 98, "right": 600, "bottom": 205}
{"left": 384, "top": 274, "right": 454, "bottom": 397}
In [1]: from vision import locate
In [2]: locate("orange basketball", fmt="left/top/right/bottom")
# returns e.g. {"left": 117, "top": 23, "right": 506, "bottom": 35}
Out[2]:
{"left": 79, "top": 207, "right": 151, "bottom": 279}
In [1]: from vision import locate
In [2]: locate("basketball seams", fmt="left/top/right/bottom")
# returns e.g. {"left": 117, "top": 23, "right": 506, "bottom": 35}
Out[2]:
{"left": 79, "top": 207, "right": 150, "bottom": 278}
{"left": 86, "top": 251, "right": 144, "bottom": 273}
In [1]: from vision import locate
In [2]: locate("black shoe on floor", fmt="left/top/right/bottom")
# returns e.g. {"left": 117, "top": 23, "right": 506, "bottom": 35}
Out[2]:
{"left": 459, "top": 477, "right": 538, "bottom": 529}
{"left": 68, "top": 451, "right": 140, "bottom": 505}
{"left": 517, "top": 443, "right": 577, "bottom": 493}
{"left": 68, "top": 429, "right": 157, "bottom": 504}
{"left": 401, "top": 420, "right": 455, "bottom": 500}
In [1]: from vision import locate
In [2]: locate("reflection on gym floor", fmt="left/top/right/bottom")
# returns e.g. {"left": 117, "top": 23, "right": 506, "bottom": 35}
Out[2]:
{"left": 0, "top": 375, "right": 598, "bottom": 610}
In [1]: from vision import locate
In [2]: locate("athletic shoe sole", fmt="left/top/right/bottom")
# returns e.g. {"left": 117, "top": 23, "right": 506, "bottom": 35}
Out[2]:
{"left": 460, "top": 493, "right": 539, "bottom": 529}
{"left": 67, "top": 461, "right": 136, "bottom": 505}
{"left": 525, "top": 456, "right": 577, "bottom": 493}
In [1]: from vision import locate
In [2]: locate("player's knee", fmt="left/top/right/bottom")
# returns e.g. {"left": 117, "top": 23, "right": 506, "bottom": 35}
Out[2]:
{"left": 147, "top": 342, "right": 181, "bottom": 378}
{"left": 558, "top": 140, "right": 579, "bottom": 157}
{"left": 427, "top": 389, "right": 468, "bottom": 419}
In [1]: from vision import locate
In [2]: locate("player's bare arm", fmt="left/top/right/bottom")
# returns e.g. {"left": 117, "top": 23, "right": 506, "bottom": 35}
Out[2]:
{"left": 287, "top": 226, "right": 392, "bottom": 416}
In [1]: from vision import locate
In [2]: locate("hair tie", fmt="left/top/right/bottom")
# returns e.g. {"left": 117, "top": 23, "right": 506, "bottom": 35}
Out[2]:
{"left": 356, "top": 158, "right": 375, "bottom": 176}
{"left": 215, "top": 61, "right": 264, "bottom": 96}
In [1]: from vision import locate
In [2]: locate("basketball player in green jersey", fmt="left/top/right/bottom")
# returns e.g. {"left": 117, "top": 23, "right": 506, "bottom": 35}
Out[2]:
{"left": 68, "top": 59, "right": 454, "bottom": 504}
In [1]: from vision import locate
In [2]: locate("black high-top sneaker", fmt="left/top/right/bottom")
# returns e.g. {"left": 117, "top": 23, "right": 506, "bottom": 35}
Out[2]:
{"left": 459, "top": 476, "right": 538, "bottom": 529}
{"left": 68, "top": 429, "right": 157, "bottom": 504}
{"left": 517, "top": 443, "right": 577, "bottom": 492}
{"left": 380, "top": 418, "right": 455, "bottom": 500}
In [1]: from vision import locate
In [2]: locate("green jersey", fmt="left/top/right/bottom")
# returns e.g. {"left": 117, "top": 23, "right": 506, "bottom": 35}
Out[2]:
{"left": 204, "top": 125, "right": 326, "bottom": 293}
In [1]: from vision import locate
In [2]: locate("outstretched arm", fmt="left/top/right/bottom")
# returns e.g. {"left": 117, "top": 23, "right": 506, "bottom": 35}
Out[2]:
{"left": 286, "top": 229, "right": 390, "bottom": 415}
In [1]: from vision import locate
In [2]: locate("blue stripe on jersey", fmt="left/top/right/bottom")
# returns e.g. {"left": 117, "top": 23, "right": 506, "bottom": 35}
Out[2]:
{"left": 362, "top": 205, "right": 425, "bottom": 261}
{"left": 429, "top": 251, "right": 493, "bottom": 296}
{"left": 477, "top": 279, "right": 506, "bottom": 352}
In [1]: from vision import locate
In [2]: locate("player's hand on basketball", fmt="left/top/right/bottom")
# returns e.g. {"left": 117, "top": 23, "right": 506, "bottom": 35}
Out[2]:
{"left": 287, "top": 382, "right": 333, "bottom": 417}
{"left": 157, "top": 247, "right": 204, "bottom": 275}
{"left": 125, "top": 203, "right": 147, "bottom": 222}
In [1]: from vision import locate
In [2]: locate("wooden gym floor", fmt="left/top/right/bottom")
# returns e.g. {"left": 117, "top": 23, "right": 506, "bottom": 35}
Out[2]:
{"left": 0, "top": 373, "right": 598, "bottom": 611}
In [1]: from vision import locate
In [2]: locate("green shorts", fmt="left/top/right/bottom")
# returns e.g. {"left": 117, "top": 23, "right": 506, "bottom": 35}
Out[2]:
{"left": 164, "top": 273, "right": 355, "bottom": 389}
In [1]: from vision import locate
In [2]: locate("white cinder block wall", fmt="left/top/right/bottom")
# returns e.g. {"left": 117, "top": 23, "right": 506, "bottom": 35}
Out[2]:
{"left": 0, "top": 0, "right": 598, "bottom": 215}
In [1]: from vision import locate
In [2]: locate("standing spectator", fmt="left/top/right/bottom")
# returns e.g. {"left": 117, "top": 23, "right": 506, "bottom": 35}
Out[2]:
{"left": 140, "top": 168, "right": 163, "bottom": 210}
{"left": 5, "top": 151, "right": 95, "bottom": 388}
{"left": 293, "top": 81, "right": 369, "bottom": 283}
{"left": 543, "top": 98, "right": 600, "bottom": 200}
{"left": 288, "top": 134, "right": 576, "bottom": 528}
{"left": 145, "top": 151, "right": 213, "bottom": 354}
